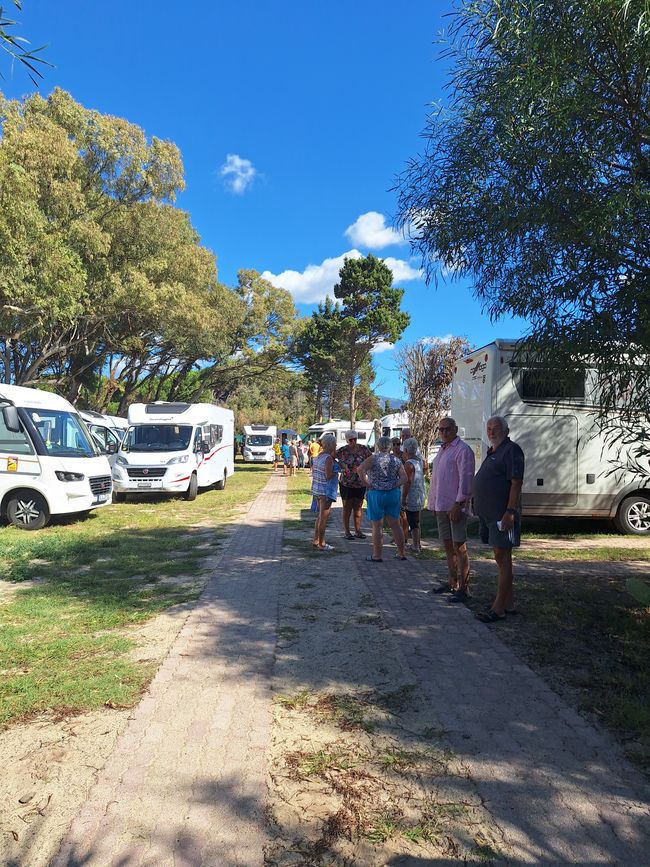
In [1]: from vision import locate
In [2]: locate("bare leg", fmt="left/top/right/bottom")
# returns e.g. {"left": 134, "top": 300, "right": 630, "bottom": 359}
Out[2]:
{"left": 492, "top": 547, "right": 514, "bottom": 614}
{"left": 352, "top": 501, "right": 363, "bottom": 534}
{"left": 454, "top": 542, "right": 470, "bottom": 592}
{"left": 400, "top": 510, "right": 409, "bottom": 542}
{"left": 411, "top": 527, "right": 421, "bottom": 552}
{"left": 386, "top": 516, "right": 405, "bottom": 558}
{"left": 443, "top": 539, "right": 459, "bottom": 590}
{"left": 316, "top": 499, "right": 332, "bottom": 547}
{"left": 371, "top": 520, "right": 383, "bottom": 560}
{"left": 342, "top": 499, "right": 353, "bottom": 535}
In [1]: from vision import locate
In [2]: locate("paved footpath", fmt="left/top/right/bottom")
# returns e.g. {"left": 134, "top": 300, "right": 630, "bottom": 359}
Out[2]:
{"left": 356, "top": 542, "right": 650, "bottom": 864}
{"left": 53, "top": 474, "right": 286, "bottom": 867}
{"left": 53, "top": 474, "right": 650, "bottom": 866}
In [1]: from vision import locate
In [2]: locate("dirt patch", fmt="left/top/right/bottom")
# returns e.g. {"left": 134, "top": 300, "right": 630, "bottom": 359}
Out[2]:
{"left": 266, "top": 542, "right": 507, "bottom": 865}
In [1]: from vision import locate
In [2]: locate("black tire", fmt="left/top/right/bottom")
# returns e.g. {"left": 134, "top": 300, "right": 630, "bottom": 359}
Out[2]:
{"left": 6, "top": 491, "right": 50, "bottom": 530}
{"left": 112, "top": 491, "right": 127, "bottom": 504}
{"left": 614, "top": 495, "right": 650, "bottom": 535}
{"left": 184, "top": 473, "right": 198, "bottom": 501}
{"left": 215, "top": 471, "right": 227, "bottom": 491}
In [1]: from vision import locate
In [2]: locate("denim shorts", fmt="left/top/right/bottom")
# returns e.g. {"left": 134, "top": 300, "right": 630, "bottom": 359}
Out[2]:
{"left": 366, "top": 488, "right": 401, "bottom": 521}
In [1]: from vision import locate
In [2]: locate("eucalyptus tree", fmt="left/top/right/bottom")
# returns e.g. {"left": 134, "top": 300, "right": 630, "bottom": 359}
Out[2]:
{"left": 396, "top": 0, "right": 650, "bottom": 428}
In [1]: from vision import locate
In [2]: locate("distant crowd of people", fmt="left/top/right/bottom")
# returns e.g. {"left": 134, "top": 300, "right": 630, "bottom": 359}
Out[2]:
{"left": 307, "top": 417, "right": 525, "bottom": 624}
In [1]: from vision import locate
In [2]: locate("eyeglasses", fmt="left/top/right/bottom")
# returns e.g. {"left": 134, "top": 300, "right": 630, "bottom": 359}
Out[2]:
{"left": 438, "top": 426, "right": 454, "bottom": 432}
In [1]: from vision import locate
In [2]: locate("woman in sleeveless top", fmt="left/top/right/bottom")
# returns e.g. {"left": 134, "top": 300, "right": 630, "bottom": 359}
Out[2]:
{"left": 358, "top": 436, "right": 408, "bottom": 562}
{"left": 311, "top": 433, "right": 339, "bottom": 551}
{"left": 401, "top": 437, "right": 426, "bottom": 553}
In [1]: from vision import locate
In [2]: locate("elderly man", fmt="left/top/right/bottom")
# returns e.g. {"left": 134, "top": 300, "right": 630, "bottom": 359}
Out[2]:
{"left": 428, "top": 417, "right": 475, "bottom": 601}
{"left": 473, "top": 415, "right": 525, "bottom": 623}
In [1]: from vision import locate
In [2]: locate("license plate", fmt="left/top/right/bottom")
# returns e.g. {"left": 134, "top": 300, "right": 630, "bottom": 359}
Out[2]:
{"left": 94, "top": 494, "right": 108, "bottom": 503}
{"left": 137, "top": 480, "right": 161, "bottom": 489}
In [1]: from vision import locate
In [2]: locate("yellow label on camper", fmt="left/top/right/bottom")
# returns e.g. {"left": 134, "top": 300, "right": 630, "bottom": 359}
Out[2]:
{"left": 7, "top": 456, "right": 18, "bottom": 472}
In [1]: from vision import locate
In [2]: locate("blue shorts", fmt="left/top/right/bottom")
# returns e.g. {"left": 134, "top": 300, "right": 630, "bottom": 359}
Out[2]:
{"left": 366, "top": 488, "right": 401, "bottom": 521}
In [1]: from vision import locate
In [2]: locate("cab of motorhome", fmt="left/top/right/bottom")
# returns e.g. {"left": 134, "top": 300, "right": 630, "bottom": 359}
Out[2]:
{"left": 242, "top": 424, "right": 276, "bottom": 462}
{"left": 451, "top": 340, "right": 650, "bottom": 534}
{"left": 307, "top": 420, "right": 376, "bottom": 449}
{"left": 112, "top": 402, "right": 234, "bottom": 501}
{"left": 0, "top": 385, "right": 112, "bottom": 530}
{"left": 79, "top": 410, "right": 125, "bottom": 466}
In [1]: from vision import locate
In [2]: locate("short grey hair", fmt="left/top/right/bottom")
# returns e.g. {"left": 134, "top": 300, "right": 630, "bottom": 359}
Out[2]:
{"left": 402, "top": 437, "right": 419, "bottom": 455}
{"left": 319, "top": 432, "right": 337, "bottom": 451}
{"left": 376, "top": 435, "right": 392, "bottom": 453}
{"left": 344, "top": 430, "right": 358, "bottom": 441}
{"left": 487, "top": 415, "right": 509, "bottom": 434}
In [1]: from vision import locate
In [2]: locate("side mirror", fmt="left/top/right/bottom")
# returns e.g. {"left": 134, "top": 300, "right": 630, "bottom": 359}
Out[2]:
{"left": 200, "top": 441, "right": 210, "bottom": 454}
{"left": 3, "top": 405, "right": 21, "bottom": 433}
{"left": 106, "top": 442, "right": 118, "bottom": 455}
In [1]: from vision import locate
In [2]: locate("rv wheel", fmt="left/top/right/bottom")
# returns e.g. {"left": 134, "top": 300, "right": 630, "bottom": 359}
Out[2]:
{"left": 6, "top": 491, "right": 50, "bottom": 530}
{"left": 215, "top": 471, "right": 227, "bottom": 491}
{"left": 184, "top": 473, "right": 198, "bottom": 501}
{"left": 615, "top": 495, "right": 650, "bottom": 535}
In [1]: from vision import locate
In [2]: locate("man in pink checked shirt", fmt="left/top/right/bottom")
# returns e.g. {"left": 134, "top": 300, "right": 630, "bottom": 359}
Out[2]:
{"left": 428, "top": 417, "right": 475, "bottom": 602}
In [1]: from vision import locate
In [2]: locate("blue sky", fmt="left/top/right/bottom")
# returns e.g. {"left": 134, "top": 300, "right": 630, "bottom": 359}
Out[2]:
{"left": 2, "top": 1, "right": 528, "bottom": 400}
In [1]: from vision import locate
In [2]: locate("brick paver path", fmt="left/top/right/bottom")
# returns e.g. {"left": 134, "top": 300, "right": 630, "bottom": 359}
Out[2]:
{"left": 53, "top": 474, "right": 286, "bottom": 867}
{"left": 356, "top": 539, "right": 650, "bottom": 864}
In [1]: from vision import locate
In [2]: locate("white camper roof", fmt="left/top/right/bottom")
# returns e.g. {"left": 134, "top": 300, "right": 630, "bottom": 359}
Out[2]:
{"left": 127, "top": 402, "right": 232, "bottom": 425}
{"left": 0, "top": 384, "right": 76, "bottom": 413}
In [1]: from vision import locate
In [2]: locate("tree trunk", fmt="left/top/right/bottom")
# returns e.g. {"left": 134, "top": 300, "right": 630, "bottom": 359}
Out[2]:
{"left": 349, "top": 377, "right": 357, "bottom": 428}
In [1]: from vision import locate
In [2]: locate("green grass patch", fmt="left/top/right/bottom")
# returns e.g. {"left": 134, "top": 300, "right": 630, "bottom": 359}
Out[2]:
{"left": 0, "top": 463, "right": 271, "bottom": 728}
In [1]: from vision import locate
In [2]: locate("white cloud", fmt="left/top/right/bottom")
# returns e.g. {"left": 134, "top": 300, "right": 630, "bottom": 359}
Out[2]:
{"left": 262, "top": 250, "right": 422, "bottom": 304}
{"left": 220, "top": 153, "right": 257, "bottom": 194}
{"left": 344, "top": 211, "right": 406, "bottom": 249}
{"left": 371, "top": 341, "right": 394, "bottom": 354}
{"left": 382, "top": 257, "right": 423, "bottom": 282}
{"left": 421, "top": 335, "right": 454, "bottom": 345}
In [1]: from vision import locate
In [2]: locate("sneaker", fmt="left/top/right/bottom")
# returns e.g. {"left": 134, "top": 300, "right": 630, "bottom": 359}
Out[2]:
{"left": 449, "top": 589, "right": 470, "bottom": 603}
{"left": 429, "top": 584, "right": 453, "bottom": 595}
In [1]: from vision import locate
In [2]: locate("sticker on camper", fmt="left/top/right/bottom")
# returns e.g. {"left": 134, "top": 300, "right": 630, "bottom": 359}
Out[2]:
{"left": 7, "top": 457, "right": 18, "bottom": 472}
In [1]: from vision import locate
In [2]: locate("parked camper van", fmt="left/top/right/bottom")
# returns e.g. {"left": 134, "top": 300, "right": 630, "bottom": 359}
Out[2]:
{"left": 381, "top": 411, "right": 409, "bottom": 439}
{"left": 79, "top": 410, "right": 127, "bottom": 466}
{"left": 242, "top": 424, "right": 277, "bottom": 462}
{"left": 451, "top": 340, "right": 650, "bottom": 534}
{"left": 307, "top": 420, "right": 376, "bottom": 449}
{"left": 112, "top": 402, "right": 234, "bottom": 501}
{"left": 0, "top": 385, "right": 112, "bottom": 530}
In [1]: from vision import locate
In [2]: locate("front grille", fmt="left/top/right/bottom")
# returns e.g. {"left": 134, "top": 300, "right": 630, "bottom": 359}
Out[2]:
{"left": 89, "top": 475, "right": 112, "bottom": 496}
{"left": 126, "top": 467, "right": 166, "bottom": 479}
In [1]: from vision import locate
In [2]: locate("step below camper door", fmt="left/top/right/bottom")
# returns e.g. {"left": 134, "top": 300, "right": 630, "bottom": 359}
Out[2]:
{"left": 507, "top": 414, "right": 578, "bottom": 507}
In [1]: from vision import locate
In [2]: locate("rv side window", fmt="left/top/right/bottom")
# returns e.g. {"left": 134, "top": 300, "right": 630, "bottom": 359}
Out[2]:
{"left": 210, "top": 424, "right": 223, "bottom": 444}
{"left": 513, "top": 367, "right": 586, "bottom": 402}
{"left": 203, "top": 424, "right": 213, "bottom": 447}
{"left": 0, "top": 412, "right": 33, "bottom": 455}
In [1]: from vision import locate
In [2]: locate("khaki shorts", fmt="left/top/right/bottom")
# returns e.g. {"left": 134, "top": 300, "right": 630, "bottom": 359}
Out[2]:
{"left": 436, "top": 511, "right": 468, "bottom": 545}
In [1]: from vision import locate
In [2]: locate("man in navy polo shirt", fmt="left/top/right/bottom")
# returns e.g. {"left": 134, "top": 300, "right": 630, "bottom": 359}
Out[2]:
{"left": 473, "top": 415, "right": 525, "bottom": 623}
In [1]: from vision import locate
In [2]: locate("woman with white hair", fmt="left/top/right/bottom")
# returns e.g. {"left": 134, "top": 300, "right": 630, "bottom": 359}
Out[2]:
{"left": 336, "top": 430, "right": 372, "bottom": 539}
{"left": 358, "top": 436, "right": 408, "bottom": 562}
{"left": 311, "top": 433, "right": 339, "bottom": 551}
{"left": 401, "top": 437, "right": 426, "bottom": 552}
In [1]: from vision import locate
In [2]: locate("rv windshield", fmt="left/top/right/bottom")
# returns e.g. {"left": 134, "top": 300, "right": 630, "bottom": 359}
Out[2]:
{"left": 25, "top": 408, "right": 96, "bottom": 458}
{"left": 246, "top": 435, "right": 272, "bottom": 447}
{"left": 124, "top": 424, "right": 192, "bottom": 452}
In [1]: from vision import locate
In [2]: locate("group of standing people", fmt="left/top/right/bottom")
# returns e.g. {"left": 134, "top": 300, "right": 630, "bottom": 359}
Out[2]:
{"left": 309, "top": 416, "right": 525, "bottom": 624}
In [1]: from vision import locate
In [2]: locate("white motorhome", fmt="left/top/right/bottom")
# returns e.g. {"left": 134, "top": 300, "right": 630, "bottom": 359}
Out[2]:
{"left": 307, "top": 420, "right": 376, "bottom": 449}
{"left": 451, "top": 340, "right": 650, "bottom": 534}
{"left": 242, "top": 424, "right": 276, "bottom": 462}
{"left": 79, "top": 410, "right": 126, "bottom": 465}
{"left": 381, "top": 411, "right": 409, "bottom": 439}
{"left": 0, "top": 385, "right": 112, "bottom": 530}
{"left": 112, "top": 402, "right": 234, "bottom": 501}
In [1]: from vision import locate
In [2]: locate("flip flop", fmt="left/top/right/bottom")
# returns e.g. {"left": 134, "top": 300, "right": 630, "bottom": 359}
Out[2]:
{"left": 319, "top": 544, "right": 336, "bottom": 552}
{"left": 344, "top": 532, "right": 355, "bottom": 540}
{"left": 365, "top": 556, "right": 382, "bottom": 563}
{"left": 394, "top": 554, "right": 407, "bottom": 561}
{"left": 354, "top": 531, "right": 366, "bottom": 539}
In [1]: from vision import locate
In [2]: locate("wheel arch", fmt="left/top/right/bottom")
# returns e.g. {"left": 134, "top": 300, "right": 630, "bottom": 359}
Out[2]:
{"left": 1, "top": 485, "right": 52, "bottom": 520}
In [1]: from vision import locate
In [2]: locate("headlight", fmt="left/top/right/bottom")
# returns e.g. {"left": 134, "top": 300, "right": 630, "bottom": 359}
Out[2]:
{"left": 115, "top": 455, "right": 129, "bottom": 466}
{"left": 167, "top": 454, "right": 189, "bottom": 465}
{"left": 55, "top": 471, "right": 85, "bottom": 482}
